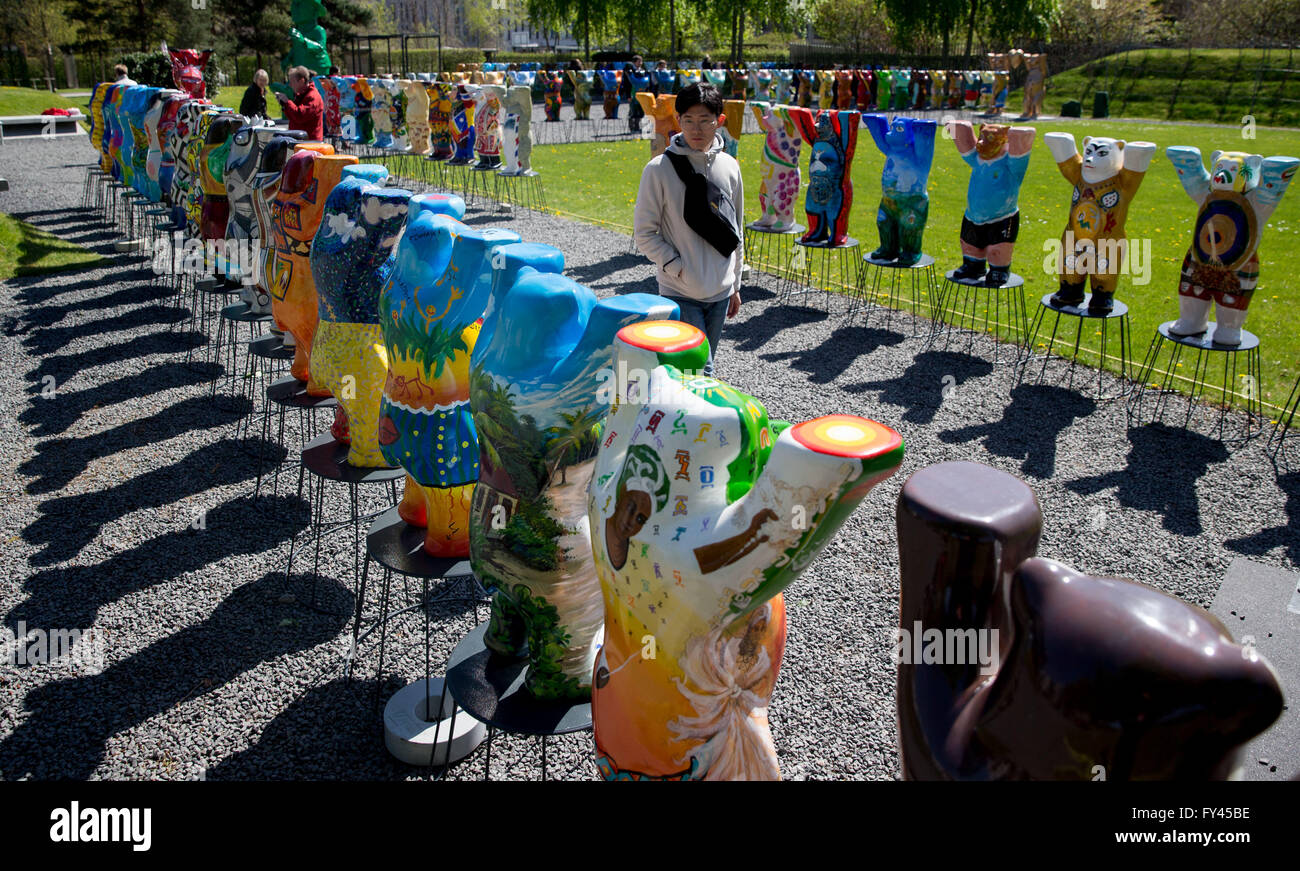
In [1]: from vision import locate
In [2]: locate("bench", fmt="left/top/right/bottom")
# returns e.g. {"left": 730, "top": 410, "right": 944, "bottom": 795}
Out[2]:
{"left": 0, "top": 113, "right": 88, "bottom": 139}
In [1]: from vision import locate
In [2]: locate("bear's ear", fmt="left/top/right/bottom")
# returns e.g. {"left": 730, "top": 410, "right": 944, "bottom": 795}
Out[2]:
{"left": 1246, "top": 153, "right": 1264, "bottom": 177}
{"left": 1082, "top": 135, "right": 1092, "bottom": 149}
{"left": 1210, "top": 149, "right": 1224, "bottom": 165}
{"left": 1116, "top": 140, "right": 1126, "bottom": 150}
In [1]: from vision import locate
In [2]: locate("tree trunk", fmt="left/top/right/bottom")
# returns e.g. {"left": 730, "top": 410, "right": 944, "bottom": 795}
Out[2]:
{"left": 730, "top": 5, "right": 738, "bottom": 64}
{"left": 738, "top": 6, "right": 745, "bottom": 64}
{"left": 584, "top": 1, "right": 590, "bottom": 62}
{"left": 670, "top": 0, "right": 677, "bottom": 64}
{"left": 942, "top": 26, "right": 950, "bottom": 66}
{"left": 628, "top": 24, "right": 633, "bottom": 53}
{"left": 963, "top": 0, "right": 979, "bottom": 64}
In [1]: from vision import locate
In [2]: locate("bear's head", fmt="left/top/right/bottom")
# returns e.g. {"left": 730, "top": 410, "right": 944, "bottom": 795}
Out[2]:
{"left": 976, "top": 124, "right": 1009, "bottom": 161}
{"left": 1080, "top": 136, "right": 1125, "bottom": 184}
{"left": 1209, "top": 150, "right": 1263, "bottom": 194}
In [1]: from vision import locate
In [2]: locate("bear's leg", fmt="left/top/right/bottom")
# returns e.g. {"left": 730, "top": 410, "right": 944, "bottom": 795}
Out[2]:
{"left": 897, "top": 194, "right": 929, "bottom": 265}
{"left": 871, "top": 200, "right": 900, "bottom": 260}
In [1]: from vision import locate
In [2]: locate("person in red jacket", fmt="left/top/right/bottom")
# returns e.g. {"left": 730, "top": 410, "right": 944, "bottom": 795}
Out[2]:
{"left": 275, "top": 66, "right": 324, "bottom": 140}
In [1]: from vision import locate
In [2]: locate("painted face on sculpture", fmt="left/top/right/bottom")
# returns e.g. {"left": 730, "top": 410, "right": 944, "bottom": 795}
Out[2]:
{"left": 1080, "top": 136, "right": 1125, "bottom": 184}
{"left": 976, "top": 124, "right": 1009, "bottom": 161}
{"left": 607, "top": 488, "right": 653, "bottom": 570}
{"left": 1209, "top": 150, "right": 1263, "bottom": 194}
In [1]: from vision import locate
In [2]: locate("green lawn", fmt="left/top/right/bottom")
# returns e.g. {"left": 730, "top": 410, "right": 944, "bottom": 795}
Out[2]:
{"left": 0, "top": 213, "right": 105, "bottom": 280}
{"left": 1044, "top": 48, "right": 1300, "bottom": 126}
{"left": 527, "top": 119, "right": 1300, "bottom": 412}
{"left": 0, "top": 86, "right": 87, "bottom": 117}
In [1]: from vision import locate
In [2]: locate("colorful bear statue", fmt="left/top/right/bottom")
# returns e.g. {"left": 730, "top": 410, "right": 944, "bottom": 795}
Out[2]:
{"left": 270, "top": 149, "right": 358, "bottom": 391}
{"left": 947, "top": 121, "right": 1035, "bottom": 287}
{"left": 570, "top": 69, "right": 594, "bottom": 120}
{"left": 378, "top": 200, "right": 518, "bottom": 555}
{"left": 1165, "top": 146, "right": 1299, "bottom": 346}
{"left": 247, "top": 132, "right": 310, "bottom": 316}
{"left": 635, "top": 93, "right": 679, "bottom": 158}
{"left": 789, "top": 108, "right": 860, "bottom": 248}
{"left": 472, "top": 84, "right": 504, "bottom": 169}
{"left": 309, "top": 166, "right": 412, "bottom": 466}
{"left": 600, "top": 69, "right": 622, "bottom": 119}
{"left": 468, "top": 271, "right": 677, "bottom": 700}
{"left": 429, "top": 82, "right": 455, "bottom": 159}
{"left": 544, "top": 71, "right": 564, "bottom": 121}
{"left": 864, "top": 114, "right": 937, "bottom": 265}
{"left": 749, "top": 103, "right": 802, "bottom": 233}
{"left": 404, "top": 79, "right": 431, "bottom": 155}
{"left": 588, "top": 320, "right": 905, "bottom": 780}
{"left": 500, "top": 85, "right": 533, "bottom": 175}
{"left": 1044, "top": 132, "right": 1157, "bottom": 314}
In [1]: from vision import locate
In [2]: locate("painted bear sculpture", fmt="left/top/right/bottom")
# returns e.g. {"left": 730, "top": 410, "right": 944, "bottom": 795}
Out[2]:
{"left": 499, "top": 85, "right": 533, "bottom": 175}
{"left": 749, "top": 104, "right": 803, "bottom": 233}
{"left": 1165, "top": 146, "right": 1298, "bottom": 346}
{"left": 379, "top": 201, "right": 519, "bottom": 556}
{"left": 635, "top": 93, "right": 679, "bottom": 158}
{"left": 788, "top": 108, "right": 859, "bottom": 248}
{"left": 947, "top": 121, "right": 1035, "bottom": 287}
{"left": 309, "top": 166, "right": 412, "bottom": 467}
{"left": 404, "top": 79, "right": 431, "bottom": 155}
{"left": 864, "top": 114, "right": 938, "bottom": 265}
{"left": 270, "top": 149, "right": 358, "bottom": 391}
{"left": 896, "top": 460, "right": 1283, "bottom": 780}
{"left": 569, "top": 70, "right": 594, "bottom": 120}
{"left": 588, "top": 320, "right": 905, "bottom": 780}
{"left": 1044, "top": 132, "right": 1157, "bottom": 315}
{"left": 469, "top": 273, "right": 677, "bottom": 701}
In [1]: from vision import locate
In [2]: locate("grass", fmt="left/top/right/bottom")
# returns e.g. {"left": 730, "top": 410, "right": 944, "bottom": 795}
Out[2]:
{"left": 0, "top": 86, "right": 87, "bottom": 117}
{"left": 1044, "top": 48, "right": 1300, "bottom": 126}
{"left": 523, "top": 118, "right": 1300, "bottom": 412}
{"left": 0, "top": 213, "right": 105, "bottom": 280}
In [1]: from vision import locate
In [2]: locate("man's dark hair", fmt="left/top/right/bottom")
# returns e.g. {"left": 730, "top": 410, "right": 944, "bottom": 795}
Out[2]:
{"left": 675, "top": 82, "right": 723, "bottom": 117}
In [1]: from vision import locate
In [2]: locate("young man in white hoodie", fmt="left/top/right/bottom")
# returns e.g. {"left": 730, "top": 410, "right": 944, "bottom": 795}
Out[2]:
{"left": 633, "top": 82, "right": 744, "bottom": 376}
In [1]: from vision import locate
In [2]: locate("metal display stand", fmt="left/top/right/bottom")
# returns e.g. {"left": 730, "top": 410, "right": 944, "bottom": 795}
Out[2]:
{"left": 743, "top": 223, "right": 802, "bottom": 280}
{"left": 1268, "top": 370, "right": 1300, "bottom": 465}
{"left": 211, "top": 301, "right": 272, "bottom": 408}
{"left": 253, "top": 371, "right": 337, "bottom": 495}
{"left": 1128, "top": 322, "right": 1264, "bottom": 444}
{"left": 931, "top": 270, "right": 1028, "bottom": 365}
{"left": 778, "top": 237, "right": 860, "bottom": 311}
{"left": 446, "top": 621, "right": 593, "bottom": 781}
{"left": 851, "top": 253, "right": 939, "bottom": 336}
{"left": 283, "top": 432, "right": 403, "bottom": 614}
{"left": 1017, "top": 292, "right": 1133, "bottom": 400}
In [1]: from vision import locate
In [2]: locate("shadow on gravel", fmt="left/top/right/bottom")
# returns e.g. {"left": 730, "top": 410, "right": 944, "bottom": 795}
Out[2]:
{"left": 0, "top": 568, "right": 345, "bottom": 780}
{"left": 10, "top": 263, "right": 154, "bottom": 305}
{"left": 1223, "top": 471, "right": 1300, "bottom": 563}
{"left": 761, "top": 325, "right": 905, "bottom": 385}
{"left": 848, "top": 350, "right": 995, "bottom": 425}
{"left": 19, "top": 361, "right": 222, "bottom": 437}
{"left": 26, "top": 329, "right": 205, "bottom": 385}
{"left": 205, "top": 677, "right": 406, "bottom": 780}
{"left": 728, "top": 304, "right": 828, "bottom": 353}
{"left": 6, "top": 492, "right": 303, "bottom": 635}
{"left": 20, "top": 304, "right": 187, "bottom": 356}
{"left": 22, "top": 436, "right": 264, "bottom": 565}
{"left": 565, "top": 251, "right": 649, "bottom": 285}
{"left": 1066, "top": 422, "right": 1230, "bottom": 536}
{"left": 20, "top": 394, "right": 248, "bottom": 495}
{"left": 209, "top": 587, "right": 485, "bottom": 780}
{"left": 939, "top": 384, "right": 1097, "bottom": 479}
{"left": 10, "top": 282, "right": 174, "bottom": 331}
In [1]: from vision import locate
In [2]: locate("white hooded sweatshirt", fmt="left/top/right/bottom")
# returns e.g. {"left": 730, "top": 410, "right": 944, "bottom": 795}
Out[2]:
{"left": 633, "top": 132, "right": 744, "bottom": 304}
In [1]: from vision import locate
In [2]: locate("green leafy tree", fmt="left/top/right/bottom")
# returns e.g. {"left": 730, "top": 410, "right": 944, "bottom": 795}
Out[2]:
{"left": 809, "top": 0, "right": 895, "bottom": 54}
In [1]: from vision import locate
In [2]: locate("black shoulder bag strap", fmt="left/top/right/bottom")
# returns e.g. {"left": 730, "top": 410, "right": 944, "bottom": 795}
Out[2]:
{"left": 662, "top": 148, "right": 739, "bottom": 258}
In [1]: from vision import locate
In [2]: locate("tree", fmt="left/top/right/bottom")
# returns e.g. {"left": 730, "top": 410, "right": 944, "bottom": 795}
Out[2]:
{"left": 809, "top": 0, "right": 894, "bottom": 55}
{"left": 212, "top": 0, "right": 293, "bottom": 68}
{"left": 526, "top": 0, "right": 611, "bottom": 59}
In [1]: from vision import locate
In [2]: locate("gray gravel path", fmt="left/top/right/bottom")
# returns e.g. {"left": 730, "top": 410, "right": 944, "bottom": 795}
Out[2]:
{"left": 0, "top": 134, "right": 1296, "bottom": 781}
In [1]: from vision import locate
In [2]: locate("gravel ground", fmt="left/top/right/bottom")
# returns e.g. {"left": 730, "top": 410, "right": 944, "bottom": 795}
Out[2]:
{"left": 0, "top": 133, "right": 1297, "bottom": 781}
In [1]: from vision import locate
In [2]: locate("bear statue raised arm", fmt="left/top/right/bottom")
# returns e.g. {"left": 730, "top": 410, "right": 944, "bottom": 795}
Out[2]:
{"left": 588, "top": 320, "right": 905, "bottom": 780}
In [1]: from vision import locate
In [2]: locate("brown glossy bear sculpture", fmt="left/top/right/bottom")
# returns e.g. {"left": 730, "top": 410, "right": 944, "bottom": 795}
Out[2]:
{"left": 895, "top": 460, "right": 1284, "bottom": 780}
